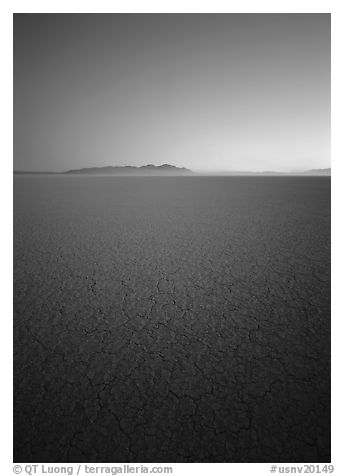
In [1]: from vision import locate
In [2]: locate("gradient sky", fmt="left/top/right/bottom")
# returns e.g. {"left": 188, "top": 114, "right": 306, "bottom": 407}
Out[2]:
{"left": 14, "top": 14, "right": 330, "bottom": 173}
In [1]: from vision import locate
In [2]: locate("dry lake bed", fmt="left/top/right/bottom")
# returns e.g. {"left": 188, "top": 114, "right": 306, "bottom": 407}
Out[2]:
{"left": 14, "top": 176, "right": 330, "bottom": 463}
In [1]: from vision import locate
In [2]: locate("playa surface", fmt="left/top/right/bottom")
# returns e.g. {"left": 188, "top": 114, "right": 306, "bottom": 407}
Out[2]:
{"left": 14, "top": 176, "right": 330, "bottom": 462}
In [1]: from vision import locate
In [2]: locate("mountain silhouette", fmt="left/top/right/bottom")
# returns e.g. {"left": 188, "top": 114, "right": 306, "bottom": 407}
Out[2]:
{"left": 65, "top": 164, "right": 193, "bottom": 175}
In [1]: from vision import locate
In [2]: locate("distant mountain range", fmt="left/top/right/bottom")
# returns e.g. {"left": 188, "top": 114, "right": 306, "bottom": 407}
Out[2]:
{"left": 65, "top": 164, "right": 192, "bottom": 175}
{"left": 212, "top": 168, "right": 331, "bottom": 176}
{"left": 14, "top": 164, "right": 192, "bottom": 175}
{"left": 301, "top": 168, "right": 331, "bottom": 175}
{"left": 13, "top": 165, "right": 331, "bottom": 176}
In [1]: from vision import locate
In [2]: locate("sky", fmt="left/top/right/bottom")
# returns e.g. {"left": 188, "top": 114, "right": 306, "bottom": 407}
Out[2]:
{"left": 13, "top": 14, "right": 330, "bottom": 173}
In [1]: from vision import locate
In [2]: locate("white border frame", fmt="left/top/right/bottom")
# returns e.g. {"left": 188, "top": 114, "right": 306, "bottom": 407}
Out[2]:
{"left": 3, "top": 2, "right": 342, "bottom": 475}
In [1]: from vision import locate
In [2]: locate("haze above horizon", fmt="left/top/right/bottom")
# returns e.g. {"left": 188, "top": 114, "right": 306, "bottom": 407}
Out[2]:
{"left": 14, "top": 14, "right": 330, "bottom": 173}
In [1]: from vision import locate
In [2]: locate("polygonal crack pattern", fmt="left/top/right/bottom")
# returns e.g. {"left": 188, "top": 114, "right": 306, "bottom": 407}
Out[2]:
{"left": 14, "top": 176, "right": 330, "bottom": 462}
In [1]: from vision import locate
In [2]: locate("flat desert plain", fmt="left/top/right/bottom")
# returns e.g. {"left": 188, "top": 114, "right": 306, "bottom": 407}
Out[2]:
{"left": 14, "top": 176, "right": 330, "bottom": 462}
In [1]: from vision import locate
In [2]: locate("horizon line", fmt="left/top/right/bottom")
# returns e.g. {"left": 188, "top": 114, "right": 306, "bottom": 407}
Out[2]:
{"left": 13, "top": 168, "right": 331, "bottom": 176}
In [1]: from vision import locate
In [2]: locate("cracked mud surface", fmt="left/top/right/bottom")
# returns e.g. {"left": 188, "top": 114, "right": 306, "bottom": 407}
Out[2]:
{"left": 14, "top": 176, "right": 330, "bottom": 462}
